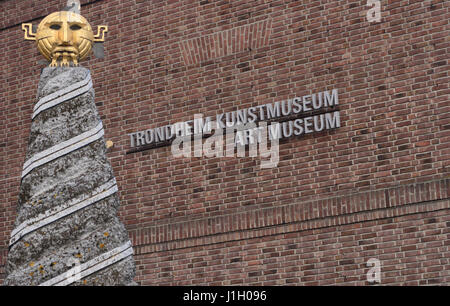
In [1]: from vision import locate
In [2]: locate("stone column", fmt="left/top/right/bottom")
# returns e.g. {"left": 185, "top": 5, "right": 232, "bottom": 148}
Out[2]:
{"left": 4, "top": 67, "right": 136, "bottom": 286}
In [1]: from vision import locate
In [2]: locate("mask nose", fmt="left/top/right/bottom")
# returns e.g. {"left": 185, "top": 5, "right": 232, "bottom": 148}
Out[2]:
{"left": 59, "top": 23, "right": 71, "bottom": 44}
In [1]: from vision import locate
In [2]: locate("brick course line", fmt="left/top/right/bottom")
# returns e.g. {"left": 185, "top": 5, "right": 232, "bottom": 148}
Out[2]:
{"left": 125, "top": 178, "right": 448, "bottom": 250}
{"left": 132, "top": 199, "right": 449, "bottom": 255}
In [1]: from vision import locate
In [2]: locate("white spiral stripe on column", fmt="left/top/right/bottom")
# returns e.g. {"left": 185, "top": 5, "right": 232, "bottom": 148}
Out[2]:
{"left": 32, "top": 80, "right": 93, "bottom": 119}
{"left": 23, "top": 121, "right": 103, "bottom": 171}
{"left": 56, "top": 246, "right": 134, "bottom": 286}
{"left": 22, "top": 122, "right": 104, "bottom": 179}
{"left": 9, "top": 179, "right": 118, "bottom": 247}
{"left": 39, "top": 241, "right": 133, "bottom": 286}
{"left": 33, "top": 73, "right": 92, "bottom": 119}
{"left": 34, "top": 72, "right": 91, "bottom": 110}
{"left": 10, "top": 179, "right": 117, "bottom": 245}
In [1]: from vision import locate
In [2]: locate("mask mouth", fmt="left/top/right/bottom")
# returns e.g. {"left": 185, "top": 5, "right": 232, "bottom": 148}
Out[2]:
{"left": 52, "top": 46, "right": 79, "bottom": 57}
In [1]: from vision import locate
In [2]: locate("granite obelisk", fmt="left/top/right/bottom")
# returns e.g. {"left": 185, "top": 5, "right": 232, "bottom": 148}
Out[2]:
{"left": 4, "top": 1, "right": 136, "bottom": 286}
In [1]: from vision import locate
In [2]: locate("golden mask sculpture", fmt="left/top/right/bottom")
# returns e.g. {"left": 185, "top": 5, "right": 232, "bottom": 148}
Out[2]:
{"left": 22, "top": 1, "right": 107, "bottom": 67}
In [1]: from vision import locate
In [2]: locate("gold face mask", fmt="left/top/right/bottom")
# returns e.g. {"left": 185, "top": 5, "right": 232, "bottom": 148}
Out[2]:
{"left": 23, "top": 11, "right": 107, "bottom": 67}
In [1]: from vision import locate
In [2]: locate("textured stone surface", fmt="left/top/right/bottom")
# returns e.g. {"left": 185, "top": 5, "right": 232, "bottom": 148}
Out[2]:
{"left": 4, "top": 67, "right": 136, "bottom": 286}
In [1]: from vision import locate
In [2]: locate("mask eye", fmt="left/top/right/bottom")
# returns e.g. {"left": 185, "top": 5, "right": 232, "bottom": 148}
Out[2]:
{"left": 50, "top": 24, "right": 61, "bottom": 30}
{"left": 70, "top": 24, "right": 82, "bottom": 31}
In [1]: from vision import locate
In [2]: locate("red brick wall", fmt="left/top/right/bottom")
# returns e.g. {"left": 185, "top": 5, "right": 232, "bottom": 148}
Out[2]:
{"left": 0, "top": 0, "right": 449, "bottom": 285}
{"left": 133, "top": 201, "right": 450, "bottom": 285}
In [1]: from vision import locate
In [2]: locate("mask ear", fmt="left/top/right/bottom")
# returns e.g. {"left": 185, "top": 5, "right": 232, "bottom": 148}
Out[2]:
{"left": 93, "top": 42, "right": 105, "bottom": 59}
